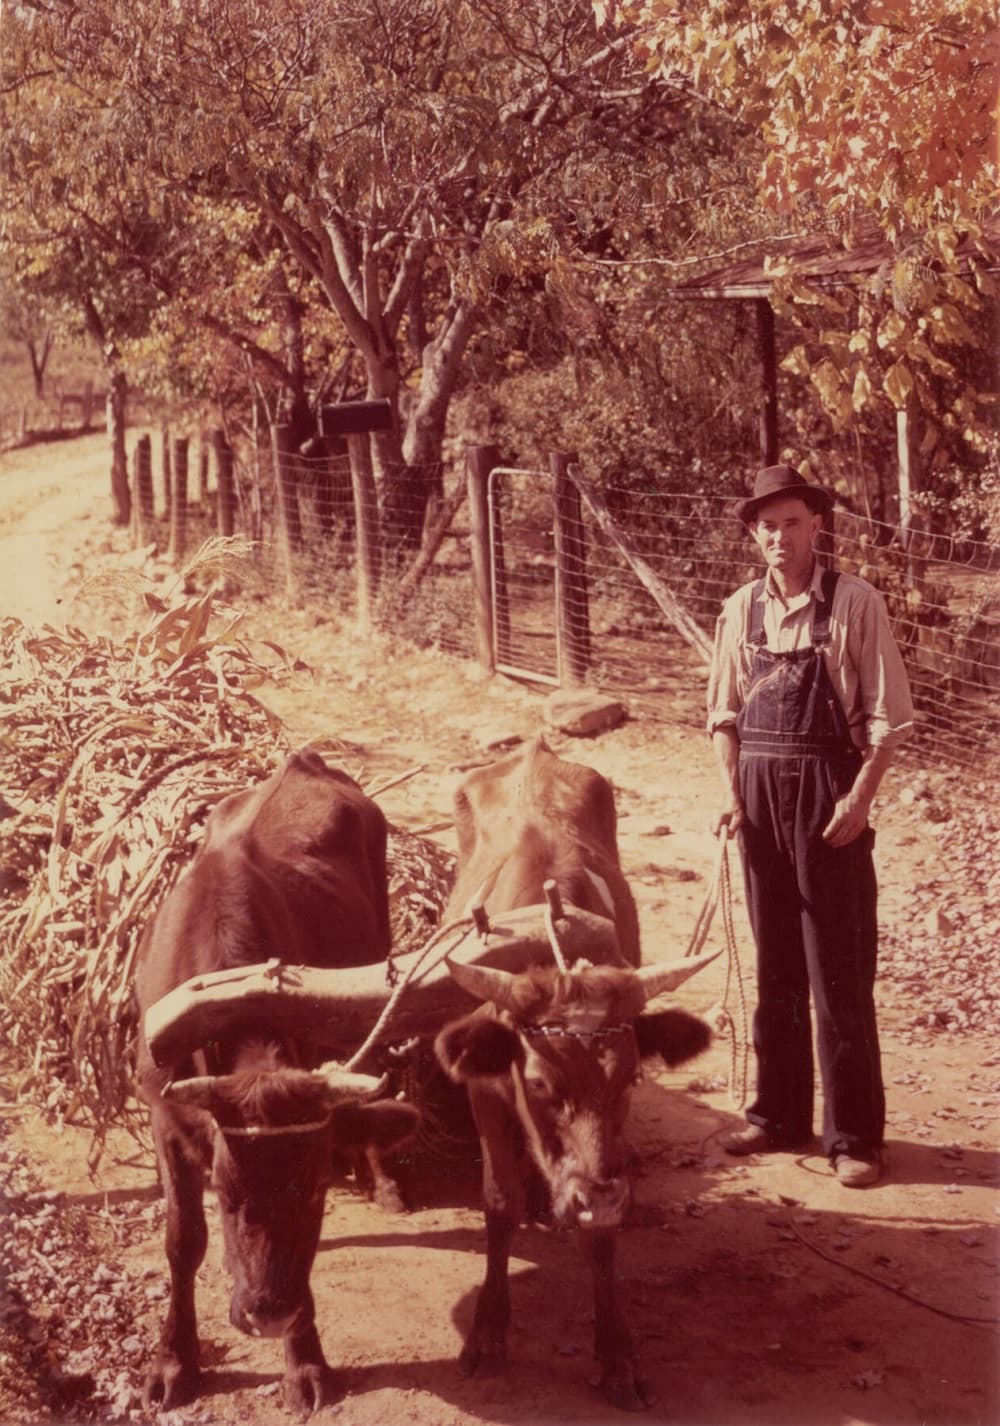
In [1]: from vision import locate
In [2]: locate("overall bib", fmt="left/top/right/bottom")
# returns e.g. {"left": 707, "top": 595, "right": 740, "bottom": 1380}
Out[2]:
{"left": 736, "top": 570, "right": 884, "bottom": 1159}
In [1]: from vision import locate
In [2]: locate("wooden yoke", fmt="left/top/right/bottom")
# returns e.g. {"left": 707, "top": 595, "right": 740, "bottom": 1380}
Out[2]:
{"left": 145, "top": 904, "right": 625, "bottom": 1071}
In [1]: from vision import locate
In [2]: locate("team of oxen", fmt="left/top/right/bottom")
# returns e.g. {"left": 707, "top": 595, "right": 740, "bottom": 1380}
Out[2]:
{"left": 136, "top": 740, "right": 718, "bottom": 1413}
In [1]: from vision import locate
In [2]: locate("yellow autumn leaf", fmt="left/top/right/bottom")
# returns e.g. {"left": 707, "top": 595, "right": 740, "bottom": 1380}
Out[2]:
{"left": 851, "top": 366, "right": 873, "bottom": 412}
{"left": 883, "top": 360, "right": 914, "bottom": 409}
{"left": 876, "top": 311, "right": 906, "bottom": 348}
{"left": 810, "top": 359, "right": 844, "bottom": 411}
{"left": 780, "top": 344, "right": 811, "bottom": 377}
{"left": 929, "top": 303, "right": 976, "bottom": 345}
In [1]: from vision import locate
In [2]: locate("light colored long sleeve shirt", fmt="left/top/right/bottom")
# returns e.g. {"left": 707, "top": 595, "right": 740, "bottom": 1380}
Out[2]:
{"left": 707, "top": 564, "right": 915, "bottom": 751}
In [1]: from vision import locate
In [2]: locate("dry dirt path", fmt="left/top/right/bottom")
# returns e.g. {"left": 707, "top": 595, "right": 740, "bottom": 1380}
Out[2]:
{"left": 1, "top": 433, "right": 997, "bottom": 1426}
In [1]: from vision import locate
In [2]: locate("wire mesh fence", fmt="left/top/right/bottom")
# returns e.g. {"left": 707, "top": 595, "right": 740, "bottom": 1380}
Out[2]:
{"left": 569, "top": 479, "right": 1000, "bottom": 766}
{"left": 131, "top": 429, "right": 1000, "bottom": 769}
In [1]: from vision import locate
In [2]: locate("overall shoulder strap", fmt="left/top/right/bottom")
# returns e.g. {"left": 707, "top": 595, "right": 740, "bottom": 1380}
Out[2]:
{"left": 811, "top": 569, "right": 841, "bottom": 646}
{"left": 747, "top": 579, "right": 767, "bottom": 646}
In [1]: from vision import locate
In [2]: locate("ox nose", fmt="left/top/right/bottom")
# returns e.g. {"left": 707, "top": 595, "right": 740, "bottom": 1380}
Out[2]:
{"left": 574, "top": 1176, "right": 629, "bottom": 1229}
{"left": 232, "top": 1296, "right": 301, "bottom": 1340}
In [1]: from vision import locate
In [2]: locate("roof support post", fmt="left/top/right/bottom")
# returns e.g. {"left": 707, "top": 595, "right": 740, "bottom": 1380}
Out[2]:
{"left": 756, "top": 299, "right": 779, "bottom": 466}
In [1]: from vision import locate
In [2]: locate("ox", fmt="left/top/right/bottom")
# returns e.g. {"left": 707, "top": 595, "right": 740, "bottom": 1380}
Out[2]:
{"left": 433, "top": 737, "right": 713, "bottom": 1410}
{"left": 135, "top": 750, "right": 419, "bottom": 1413}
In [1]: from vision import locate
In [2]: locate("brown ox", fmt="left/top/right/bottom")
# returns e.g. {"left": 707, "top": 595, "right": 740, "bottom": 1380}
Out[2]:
{"left": 434, "top": 738, "right": 712, "bottom": 1411}
{"left": 135, "top": 750, "right": 418, "bottom": 1414}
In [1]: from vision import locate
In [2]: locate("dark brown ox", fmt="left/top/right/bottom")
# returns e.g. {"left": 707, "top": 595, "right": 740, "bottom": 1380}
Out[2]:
{"left": 434, "top": 738, "right": 713, "bottom": 1411}
{"left": 135, "top": 750, "right": 418, "bottom": 1414}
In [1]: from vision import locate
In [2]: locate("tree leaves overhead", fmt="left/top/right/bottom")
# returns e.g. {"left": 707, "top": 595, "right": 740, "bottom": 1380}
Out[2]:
{"left": 619, "top": 0, "right": 996, "bottom": 239}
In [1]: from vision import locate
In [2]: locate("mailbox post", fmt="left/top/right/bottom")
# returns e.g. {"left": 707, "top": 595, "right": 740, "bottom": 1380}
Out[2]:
{"left": 321, "top": 399, "right": 392, "bottom": 631}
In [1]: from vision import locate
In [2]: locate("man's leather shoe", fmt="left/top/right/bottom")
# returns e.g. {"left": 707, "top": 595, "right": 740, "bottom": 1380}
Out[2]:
{"left": 721, "top": 1124, "right": 810, "bottom": 1156}
{"left": 833, "top": 1152, "right": 881, "bottom": 1187}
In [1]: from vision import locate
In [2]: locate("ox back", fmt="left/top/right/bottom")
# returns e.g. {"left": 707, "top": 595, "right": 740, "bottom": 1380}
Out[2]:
{"left": 137, "top": 749, "right": 390, "bottom": 1032}
{"left": 446, "top": 736, "right": 641, "bottom": 966}
{"left": 135, "top": 750, "right": 417, "bottom": 1414}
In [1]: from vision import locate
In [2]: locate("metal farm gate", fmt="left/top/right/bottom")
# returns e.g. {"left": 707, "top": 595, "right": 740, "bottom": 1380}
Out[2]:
{"left": 483, "top": 458, "right": 709, "bottom": 706}
{"left": 485, "top": 457, "right": 591, "bottom": 688}
{"left": 488, "top": 466, "right": 557, "bottom": 684}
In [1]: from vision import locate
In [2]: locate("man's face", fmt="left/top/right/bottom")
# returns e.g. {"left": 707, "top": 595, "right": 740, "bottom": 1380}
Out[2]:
{"left": 750, "top": 496, "right": 822, "bottom": 581}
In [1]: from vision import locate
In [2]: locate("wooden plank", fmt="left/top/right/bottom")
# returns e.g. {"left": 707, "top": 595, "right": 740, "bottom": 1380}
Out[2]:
{"left": 466, "top": 444, "right": 501, "bottom": 672}
{"left": 551, "top": 450, "right": 590, "bottom": 684}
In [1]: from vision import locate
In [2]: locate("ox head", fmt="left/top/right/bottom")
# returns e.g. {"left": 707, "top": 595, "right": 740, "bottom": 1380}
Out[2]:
{"left": 165, "top": 1056, "right": 418, "bottom": 1340}
{"left": 434, "top": 958, "right": 711, "bottom": 1232}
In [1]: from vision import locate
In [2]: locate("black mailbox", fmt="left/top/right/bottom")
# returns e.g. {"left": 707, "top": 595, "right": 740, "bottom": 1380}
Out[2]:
{"left": 322, "top": 399, "right": 393, "bottom": 436}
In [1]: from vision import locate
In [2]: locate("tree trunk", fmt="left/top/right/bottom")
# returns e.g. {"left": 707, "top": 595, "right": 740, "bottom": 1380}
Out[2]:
{"left": 380, "top": 297, "right": 478, "bottom": 552}
{"left": 107, "top": 367, "right": 130, "bottom": 526}
{"left": 27, "top": 331, "right": 53, "bottom": 398}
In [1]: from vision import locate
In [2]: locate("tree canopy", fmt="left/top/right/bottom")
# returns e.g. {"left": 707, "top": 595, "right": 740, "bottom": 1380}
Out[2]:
{"left": 1, "top": 0, "right": 995, "bottom": 535}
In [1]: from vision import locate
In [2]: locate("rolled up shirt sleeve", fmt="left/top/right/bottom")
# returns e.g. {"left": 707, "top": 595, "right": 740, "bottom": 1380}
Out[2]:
{"left": 844, "top": 581, "right": 915, "bottom": 749}
{"left": 706, "top": 595, "right": 746, "bottom": 733}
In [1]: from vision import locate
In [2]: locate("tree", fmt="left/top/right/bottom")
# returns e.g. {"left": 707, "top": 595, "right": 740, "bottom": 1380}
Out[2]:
{"left": 4, "top": 0, "right": 693, "bottom": 545}
{"left": 0, "top": 270, "right": 55, "bottom": 397}
{"left": 597, "top": 0, "right": 998, "bottom": 524}
{"left": 0, "top": 4, "right": 178, "bottom": 522}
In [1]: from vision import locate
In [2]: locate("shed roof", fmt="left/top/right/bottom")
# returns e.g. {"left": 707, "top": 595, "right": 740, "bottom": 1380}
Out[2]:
{"left": 668, "top": 216, "right": 1000, "bottom": 300}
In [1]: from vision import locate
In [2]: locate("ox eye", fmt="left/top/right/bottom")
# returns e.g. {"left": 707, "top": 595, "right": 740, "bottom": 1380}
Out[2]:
{"left": 526, "top": 1076, "right": 550, "bottom": 1098}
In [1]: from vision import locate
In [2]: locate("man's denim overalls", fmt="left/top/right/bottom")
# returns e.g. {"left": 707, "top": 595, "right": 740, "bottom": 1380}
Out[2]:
{"left": 736, "top": 569, "right": 884, "bottom": 1159}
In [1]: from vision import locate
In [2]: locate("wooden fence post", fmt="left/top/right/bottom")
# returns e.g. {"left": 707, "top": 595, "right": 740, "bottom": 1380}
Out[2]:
{"left": 346, "top": 431, "right": 381, "bottom": 630}
{"left": 169, "top": 435, "right": 189, "bottom": 565}
{"left": 213, "top": 429, "right": 236, "bottom": 537}
{"left": 160, "top": 427, "right": 172, "bottom": 523}
{"left": 270, "top": 424, "right": 301, "bottom": 596}
{"left": 756, "top": 299, "right": 779, "bottom": 466}
{"left": 551, "top": 450, "right": 590, "bottom": 685}
{"left": 466, "top": 444, "right": 503, "bottom": 673}
{"left": 198, "top": 436, "right": 210, "bottom": 505}
{"left": 133, "top": 434, "right": 154, "bottom": 546}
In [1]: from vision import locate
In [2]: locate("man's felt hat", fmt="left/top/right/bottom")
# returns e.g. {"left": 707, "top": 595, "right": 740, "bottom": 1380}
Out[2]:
{"left": 734, "top": 464, "right": 835, "bottom": 524}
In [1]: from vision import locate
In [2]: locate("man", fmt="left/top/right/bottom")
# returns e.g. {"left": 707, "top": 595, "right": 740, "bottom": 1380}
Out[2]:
{"left": 708, "top": 464, "right": 914, "bottom": 1187}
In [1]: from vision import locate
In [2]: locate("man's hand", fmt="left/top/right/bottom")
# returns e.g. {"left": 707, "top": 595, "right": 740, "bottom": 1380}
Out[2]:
{"left": 822, "top": 793, "right": 869, "bottom": 847}
{"left": 711, "top": 727, "right": 744, "bottom": 839}
{"left": 714, "top": 798, "right": 745, "bottom": 838}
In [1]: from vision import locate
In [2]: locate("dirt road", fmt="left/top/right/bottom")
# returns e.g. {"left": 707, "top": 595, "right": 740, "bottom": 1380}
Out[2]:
{"left": 1, "top": 434, "right": 996, "bottom": 1426}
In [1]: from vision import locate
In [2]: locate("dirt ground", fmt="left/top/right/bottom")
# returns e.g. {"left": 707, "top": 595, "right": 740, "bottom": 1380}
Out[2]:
{"left": 1, "top": 433, "right": 997, "bottom": 1426}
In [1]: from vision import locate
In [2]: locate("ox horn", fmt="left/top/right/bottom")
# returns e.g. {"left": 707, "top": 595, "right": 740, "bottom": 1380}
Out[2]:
{"left": 637, "top": 948, "right": 722, "bottom": 1002}
{"left": 163, "top": 1076, "right": 218, "bottom": 1112}
{"left": 314, "top": 1065, "right": 388, "bottom": 1101}
{"left": 445, "top": 957, "right": 521, "bottom": 1012}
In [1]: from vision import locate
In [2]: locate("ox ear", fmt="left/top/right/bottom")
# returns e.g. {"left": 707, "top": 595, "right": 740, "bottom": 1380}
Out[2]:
{"left": 330, "top": 1099, "right": 420, "bottom": 1153}
{"left": 634, "top": 1008, "right": 711, "bottom": 1067}
{"left": 435, "top": 1012, "right": 523, "bottom": 1083}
